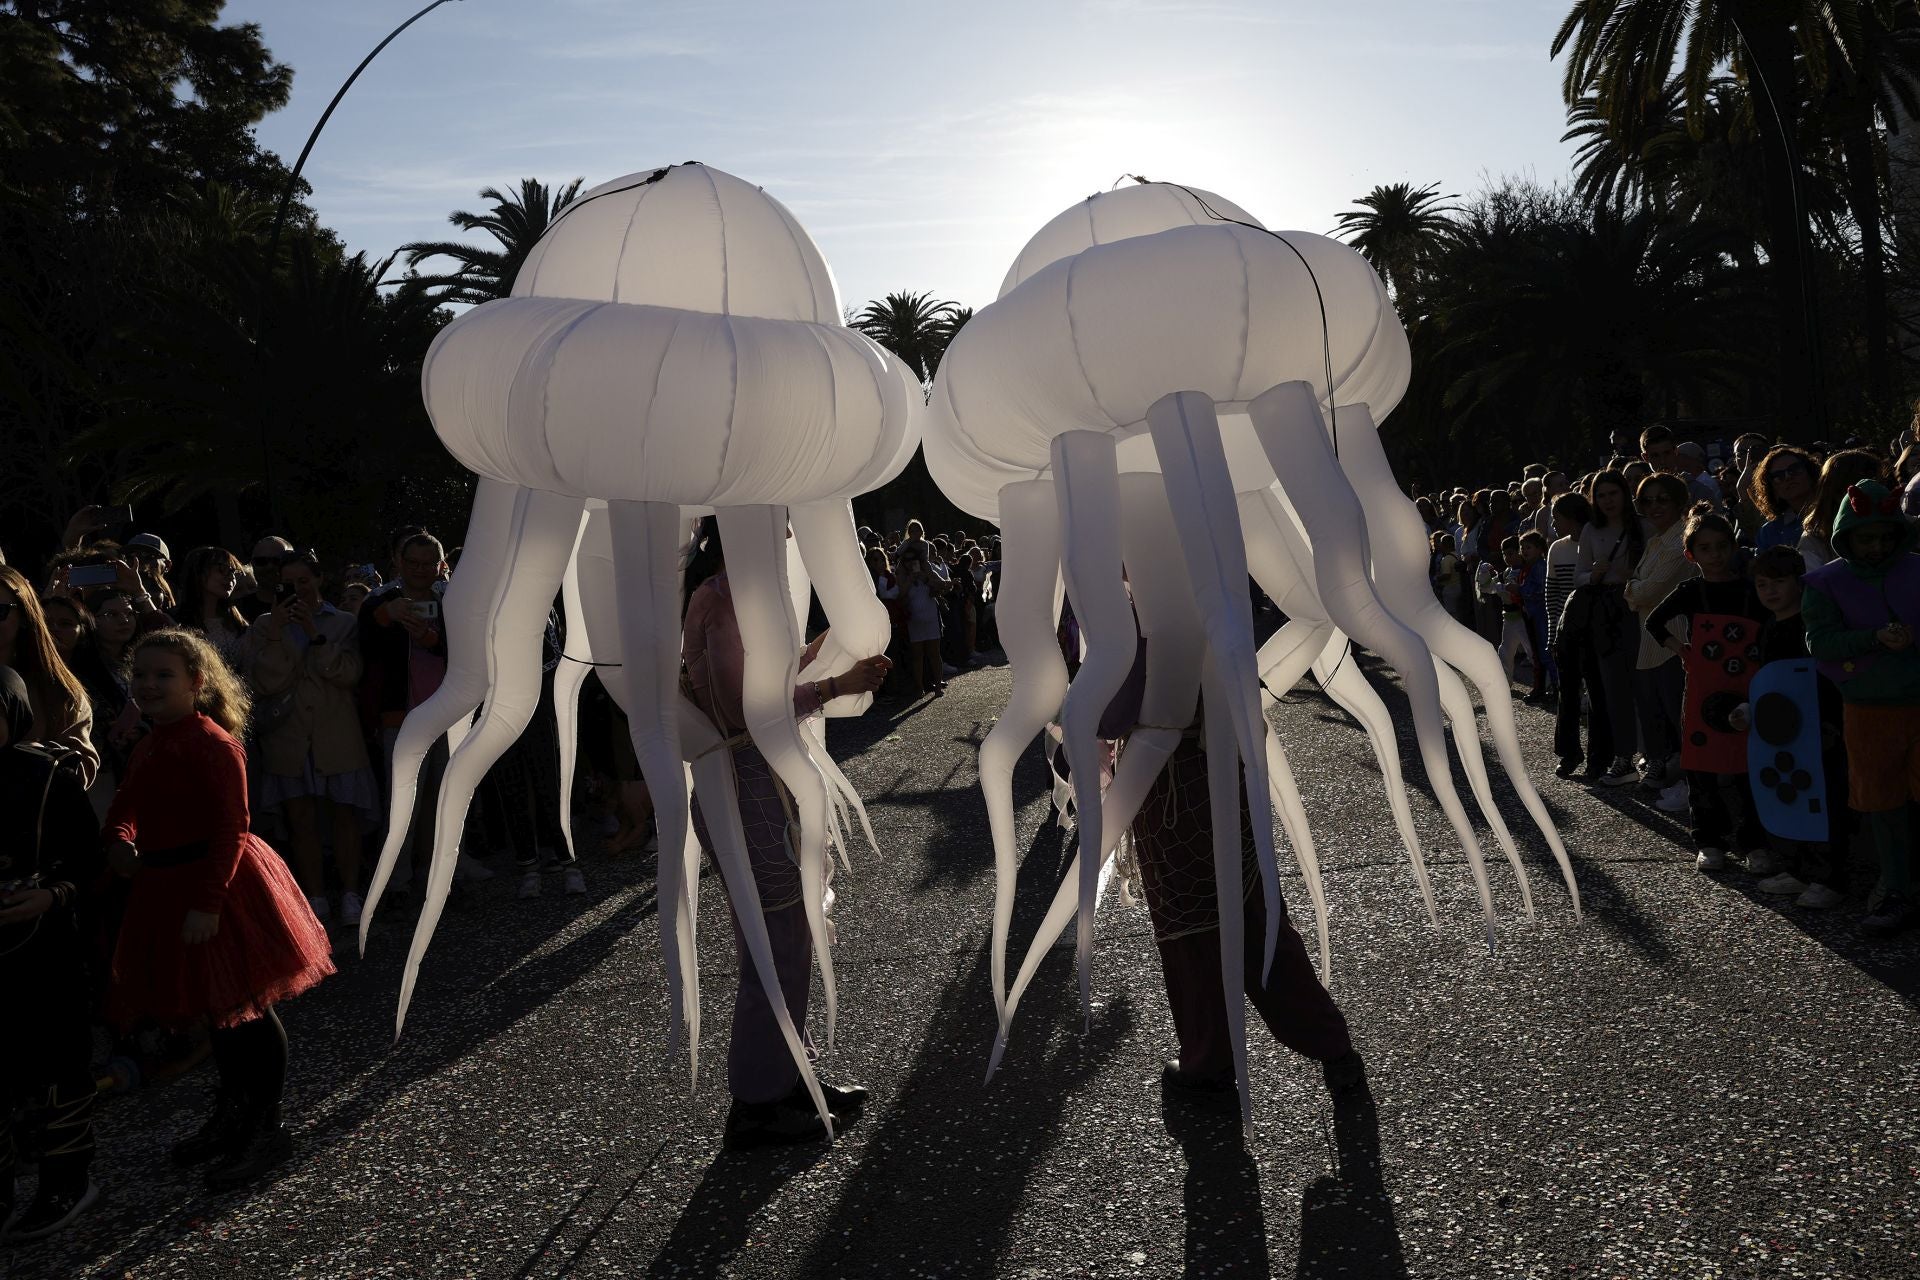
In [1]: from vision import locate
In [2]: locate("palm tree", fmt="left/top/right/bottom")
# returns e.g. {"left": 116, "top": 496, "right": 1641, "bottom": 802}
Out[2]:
{"left": 851, "top": 291, "right": 961, "bottom": 382}
{"left": 401, "top": 177, "right": 584, "bottom": 304}
{"left": 1550, "top": 0, "right": 1891, "bottom": 433}
{"left": 1331, "top": 182, "right": 1457, "bottom": 311}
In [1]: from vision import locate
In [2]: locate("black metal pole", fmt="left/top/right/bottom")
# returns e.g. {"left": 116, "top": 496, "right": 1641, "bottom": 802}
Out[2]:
{"left": 254, "top": 0, "right": 465, "bottom": 530}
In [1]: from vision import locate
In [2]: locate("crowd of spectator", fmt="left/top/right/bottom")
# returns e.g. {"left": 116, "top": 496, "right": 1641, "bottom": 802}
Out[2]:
{"left": 1419, "top": 421, "right": 1920, "bottom": 940}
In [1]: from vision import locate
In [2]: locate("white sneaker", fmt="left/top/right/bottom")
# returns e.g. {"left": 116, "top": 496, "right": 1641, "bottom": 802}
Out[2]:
{"left": 1796, "top": 883, "right": 1844, "bottom": 909}
{"left": 563, "top": 867, "right": 587, "bottom": 895}
{"left": 517, "top": 870, "right": 542, "bottom": 900}
{"left": 1696, "top": 847, "right": 1726, "bottom": 871}
{"left": 457, "top": 852, "right": 495, "bottom": 882}
{"left": 340, "top": 890, "right": 364, "bottom": 925}
{"left": 307, "top": 893, "right": 331, "bottom": 922}
{"left": 1744, "top": 848, "right": 1782, "bottom": 876}
{"left": 1757, "top": 871, "right": 1808, "bottom": 897}
{"left": 1654, "top": 780, "right": 1690, "bottom": 813}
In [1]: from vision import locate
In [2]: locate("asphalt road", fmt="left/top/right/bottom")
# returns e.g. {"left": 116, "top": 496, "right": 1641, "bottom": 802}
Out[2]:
{"left": 13, "top": 656, "right": 1919, "bottom": 1279}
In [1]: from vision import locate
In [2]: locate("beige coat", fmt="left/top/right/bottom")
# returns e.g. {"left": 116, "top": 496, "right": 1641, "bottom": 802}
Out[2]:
{"left": 245, "top": 605, "right": 369, "bottom": 777}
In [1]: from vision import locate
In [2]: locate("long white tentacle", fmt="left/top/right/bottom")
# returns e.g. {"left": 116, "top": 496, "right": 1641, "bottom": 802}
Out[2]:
{"left": 1200, "top": 657, "right": 1253, "bottom": 1136}
{"left": 393, "top": 490, "right": 586, "bottom": 1035}
{"left": 362, "top": 477, "right": 521, "bottom": 956}
{"left": 552, "top": 510, "right": 595, "bottom": 866}
{"left": 1051, "top": 431, "right": 1135, "bottom": 1024}
{"left": 1146, "top": 392, "right": 1280, "bottom": 979}
{"left": 1331, "top": 402, "right": 1580, "bottom": 917}
{"left": 1432, "top": 657, "right": 1535, "bottom": 918}
{"left": 981, "top": 479, "right": 1069, "bottom": 1030}
{"left": 1250, "top": 381, "right": 1500, "bottom": 946}
{"left": 716, "top": 505, "right": 838, "bottom": 1045}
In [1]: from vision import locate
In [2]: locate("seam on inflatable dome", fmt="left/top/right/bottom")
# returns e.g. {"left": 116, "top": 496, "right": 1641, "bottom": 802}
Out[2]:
{"left": 610, "top": 174, "right": 663, "bottom": 305}
{"left": 1061, "top": 253, "right": 1104, "bottom": 421}
{"left": 1229, "top": 229, "right": 1252, "bottom": 399}
{"left": 804, "top": 323, "right": 841, "bottom": 492}
{"left": 714, "top": 313, "right": 740, "bottom": 499}
{"left": 539, "top": 302, "right": 605, "bottom": 487}
{"left": 703, "top": 165, "right": 731, "bottom": 316}
{"left": 769, "top": 198, "right": 830, "bottom": 324}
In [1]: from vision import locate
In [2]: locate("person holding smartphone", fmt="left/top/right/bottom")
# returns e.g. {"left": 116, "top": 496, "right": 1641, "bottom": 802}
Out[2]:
{"left": 238, "top": 537, "right": 295, "bottom": 624}
{"left": 356, "top": 530, "right": 452, "bottom": 897}
{"left": 244, "top": 552, "right": 376, "bottom": 926}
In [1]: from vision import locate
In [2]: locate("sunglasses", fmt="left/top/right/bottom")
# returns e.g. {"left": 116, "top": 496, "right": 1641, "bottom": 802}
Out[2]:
{"left": 1766, "top": 464, "right": 1808, "bottom": 483}
{"left": 0, "top": 602, "right": 13, "bottom": 623}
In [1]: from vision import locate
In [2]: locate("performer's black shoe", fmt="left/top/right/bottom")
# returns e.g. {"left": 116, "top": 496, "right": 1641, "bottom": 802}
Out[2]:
{"left": 805, "top": 1079, "right": 869, "bottom": 1113}
{"left": 204, "top": 1105, "right": 292, "bottom": 1192}
{"left": 1321, "top": 1049, "right": 1366, "bottom": 1095}
{"left": 724, "top": 1095, "right": 841, "bottom": 1150}
{"left": 1160, "top": 1057, "right": 1237, "bottom": 1110}
{"left": 170, "top": 1089, "right": 244, "bottom": 1167}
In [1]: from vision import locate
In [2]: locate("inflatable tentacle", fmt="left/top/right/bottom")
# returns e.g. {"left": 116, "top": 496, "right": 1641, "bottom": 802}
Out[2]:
{"left": 1432, "top": 658, "right": 1534, "bottom": 918}
{"left": 791, "top": 500, "right": 888, "bottom": 718}
{"left": 1309, "top": 638, "right": 1439, "bottom": 925}
{"left": 716, "top": 505, "right": 838, "bottom": 1045}
{"left": 1050, "top": 431, "right": 1135, "bottom": 1024}
{"left": 1250, "top": 382, "right": 1498, "bottom": 947}
{"left": 1146, "top": 392, "right": 1280, "bottom": 979}
{"left": 608, "top": 500, "right": 698, "bottom": 1057}
{"left": 1201, "top": 659, "right": 1253, "bottom": 1135}
{"left": 362, "top": 477, "right": 522, "bottom": 955}
{"left": 394, "top": 489, "right": 586, "bottom": 1035}
{"left": 981, "top": 479, "right": 1069, "bottom": 1028}
{"left": 984, "top": 724, "right": 1180, "bottom": 1082}
{"left": 1329, "top": 402, "right": 1581, "bottom": 918}
{"left": 552, "top": 510, "right": 595, "bottom": 866}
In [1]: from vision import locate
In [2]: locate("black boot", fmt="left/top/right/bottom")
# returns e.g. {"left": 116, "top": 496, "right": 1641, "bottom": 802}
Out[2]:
{"left": 4, "top": 1176, "right": 99, "bottom": 1243}
{"left": 723, "top": 1093, "right": 840, "bottom": 1151}
{"left": 204, "top": 1102, "right": 291, "bottom": 1193}
{"left": 170, "top": 1089, "right": 244, "bottom": 1167}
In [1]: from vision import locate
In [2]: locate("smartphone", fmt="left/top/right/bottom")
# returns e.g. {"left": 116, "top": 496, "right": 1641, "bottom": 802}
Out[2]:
{"left": 102, "top": 504, "right": 135, "bottom": 528}
{"left": 275, "top": 581, "right": 297, "bottom": 603}
{"left": 68, "top": 563, "right": 120, "bottom": 588}
{"left": 413, "top": 599, "right": 441, "bottom": 620}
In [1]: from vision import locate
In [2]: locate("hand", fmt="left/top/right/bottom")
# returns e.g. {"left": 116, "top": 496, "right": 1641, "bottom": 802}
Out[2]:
{"left": 181, "top": 909, "right": 220, "bottom": 944}
{"left": 106, "top": 839, "right": 138, "bottom": 875}
{"left": 1878, "top": 623, "right": 1912, "bottom": 651}
{"left": 390, "top": 600, "right": 429, "bottom": 641}
{"left": 288, "top": 598, "right": 316, "bottom": 638}
{"left": 43, "top": 565, "right": 73, "bottom": 600}
{"left": 0, "top": 888, "right": 54, "bottom": 926}
{"left": 836, "top": 654, "right": 892, "bottom": 696}
{"left": 264, "top": 598, "right": 288, "bottom": 640}
{"left": 113, "top": 558, "right": 145, "bottom": 596}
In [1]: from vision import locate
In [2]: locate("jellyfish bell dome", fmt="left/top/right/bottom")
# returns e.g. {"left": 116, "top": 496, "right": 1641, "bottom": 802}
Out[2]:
{"left": 512, "top": 162, "right": 841, "bottom": 323}
{"left": 999, "top": 180, "right": 1262, "bottom": 298}
{"left": 421, "top": 161, "right": 918, "bottom": 508}
{"left": 930, "top": 215, "right": 1409, "bottom": 522}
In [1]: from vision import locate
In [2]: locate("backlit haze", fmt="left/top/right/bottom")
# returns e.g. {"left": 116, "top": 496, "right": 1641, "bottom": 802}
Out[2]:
{"left": 228, "top": 0, "right": 1579, "bottom": 309}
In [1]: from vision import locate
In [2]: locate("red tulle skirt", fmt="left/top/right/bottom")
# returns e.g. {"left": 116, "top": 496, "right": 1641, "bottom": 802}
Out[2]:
{"left": 109, "top": 834, "right": 335, "bottom": 1030}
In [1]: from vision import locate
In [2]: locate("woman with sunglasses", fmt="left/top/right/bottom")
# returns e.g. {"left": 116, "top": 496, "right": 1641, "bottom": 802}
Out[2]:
{"left": 1746, "top": 446, "right": 1819, "bottom": 551}
{"left": 1624, "top": 473, "right": 1698, "bottom": 802}
{"left": 0, "top": 566, "right": 97, "bottom": 787}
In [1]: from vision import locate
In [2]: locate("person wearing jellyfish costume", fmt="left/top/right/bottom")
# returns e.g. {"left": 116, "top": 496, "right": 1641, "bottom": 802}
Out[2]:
{"left": 357, "top": 162, "right": 924, "bottom": 1149}
{"left": 680, "top": 516, "right": 891, "bottom": 1147}
{"left": 927, "top": 179, "right": 1581, "bottom": 1130}
{"left": 1098, "top": 636, "right": 1363, "bottom": 1106}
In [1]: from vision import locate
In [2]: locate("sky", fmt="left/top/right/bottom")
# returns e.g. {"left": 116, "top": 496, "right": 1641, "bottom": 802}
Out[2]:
{"left": 225, "top": 0, "right": 1583, "bottom": 310}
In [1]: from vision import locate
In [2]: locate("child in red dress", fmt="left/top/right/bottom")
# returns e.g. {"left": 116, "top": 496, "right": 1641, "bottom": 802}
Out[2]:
{"left": 106, "top": 629, "right": 332, "bottom": 1191}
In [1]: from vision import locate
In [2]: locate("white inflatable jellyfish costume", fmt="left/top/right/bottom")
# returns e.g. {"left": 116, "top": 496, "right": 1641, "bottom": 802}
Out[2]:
{"left": 360, "top": 162, "right": 921, "bottom": 1134}
{"left": 925, "top": 179, "right": 1579, "bottom": 1129}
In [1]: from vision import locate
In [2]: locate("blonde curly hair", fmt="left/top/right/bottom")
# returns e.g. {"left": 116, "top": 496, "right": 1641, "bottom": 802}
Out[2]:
{"left": 133, "top": 628, "right": 251, "bottom": 738}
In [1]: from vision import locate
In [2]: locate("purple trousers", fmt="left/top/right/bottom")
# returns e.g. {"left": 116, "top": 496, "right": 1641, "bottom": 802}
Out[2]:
{"left": 692, "top": 743, "right": 815, "bottom": 1105}
{"left": 1130, "top": 737, "right": 1353, "bottom": 1078}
